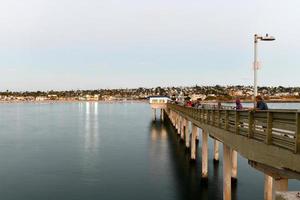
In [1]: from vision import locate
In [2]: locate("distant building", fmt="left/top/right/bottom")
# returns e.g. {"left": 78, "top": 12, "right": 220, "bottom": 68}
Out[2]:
{"left": 85, "top": 94, "right": 100, "bottom": 101}
{"left": 36, "top": 96, "right": 47, "bottom": 101}
{"left": 48, "top": 95, "right": 58, "bottom": 100}
{"left": 148, "top": 96, "right": 171, "bottom": 112}
{"left": 149, "top": 96, "right": 171, "bottom": 104}
{"left": 190, "top": 94, "right": 206, "bottom": 101}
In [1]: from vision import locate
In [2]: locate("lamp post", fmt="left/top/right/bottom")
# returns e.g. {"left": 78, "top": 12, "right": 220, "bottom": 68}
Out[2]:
{"left": 253, "top": 33, "right": 275, "bottom": 105}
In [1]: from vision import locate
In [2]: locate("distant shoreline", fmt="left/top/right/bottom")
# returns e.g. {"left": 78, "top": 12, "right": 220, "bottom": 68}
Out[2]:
{"left": 1, "top": 99, "right": 300, "bottom": 104}
{"left": 0, "top": 99, "right": 148, "bottom": 104}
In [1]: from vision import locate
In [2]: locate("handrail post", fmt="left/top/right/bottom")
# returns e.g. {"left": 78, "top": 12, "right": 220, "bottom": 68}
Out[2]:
{"left": 225, "top": 110, "right": 229, "bottom": 131}
{"left": 217, "top": 110, "right": 221, "bottom": 128}
{"left": 196, "top": 109, "right": 200, "bottom": 121}
{"left": 206, "top": 110, "right": 210, "bottom": 124}
{"left": 266, "top": 111, "right": 273, "bottom": 145}
{"left": 295, "top": 112, "right": 300, "bottom": 153}
{"left": 248, "top": 111, "right": 254, "bottom": 138}
{"left": 212, "top": 110, "right": 215, "bottom": 126}
{"left": 235, "top": 111, "right": 240, "bottom": 134}
{"left": 200, "top": 109, "right": 203, "bottom": 123}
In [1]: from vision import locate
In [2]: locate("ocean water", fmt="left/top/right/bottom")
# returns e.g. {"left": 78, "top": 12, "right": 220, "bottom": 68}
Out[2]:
{"left": 0, "top": 102, "right": 299, "bottom": 200}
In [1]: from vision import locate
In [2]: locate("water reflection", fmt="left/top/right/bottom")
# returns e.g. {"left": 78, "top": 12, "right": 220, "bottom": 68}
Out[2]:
{"left": 149, "top": 120, "right": 239, "bottom": 200}
{"left": 94, "top": 102, "right": 98, "bottom": 116}
{"left": 83, "top": 102, "right": 99, "bottom": 152}
{"left": 150, "top": 121, "right": 168, "bottom": 142}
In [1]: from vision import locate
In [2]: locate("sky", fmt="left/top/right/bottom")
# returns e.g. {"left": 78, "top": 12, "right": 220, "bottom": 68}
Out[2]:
{"left": 1, "top": 0, "right": 300, "bottom": 91}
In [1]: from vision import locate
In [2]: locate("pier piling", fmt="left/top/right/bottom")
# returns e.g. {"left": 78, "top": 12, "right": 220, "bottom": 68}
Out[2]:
{"left": 185, "top": 121, "right": 190, "bottom": 148}
{"left": 264, "top": 175, "right": 288, "bottom": 200}
{"left": 213, "top": 139, "right": 219, "bottom": 162}
{"left": 181, "top": 118, "right": 186, "bottom": 140}
{"left": 223, "top": 144, "right": 232, "bottom": 200}
{"left": 152, "top": 109, "right": 156, "bottom": 121}
{"left": 191, "top": 124, "right": 197, "bottom": 160}
{"left": 231, "top": 150, "right": 238, "bottom": 181}
{"left": 202, "top": 129, "right": 208, "bottom": 179}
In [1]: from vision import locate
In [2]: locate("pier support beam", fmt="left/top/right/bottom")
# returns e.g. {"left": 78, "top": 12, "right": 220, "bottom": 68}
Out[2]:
{"left": 185, "top": 121, "right": 190, "bottom": 148}
{"left": 170, "top": 111, "right": 173, "bottom": 124}
{"left": 196, "top": 131, "right": 200, "bottom": 141}
{"left": 274, "top": 178, "right": 288, "bottom": 192}
{"left": 264, "top": 175, "right": 273, "bottom": 200}
{"left": 176, "top": 113, "right": 179, "bottom": 130}
{"left": 231, "top": 150, "right": 238, "bottom": 181}
{"left": 177, "top": 114, "right": 180, "bottom": 130}
{"left": 213, "top": 139, "right": 219, "bottom": 162}
{"left": 223, "top": 144, "right": 232, "bottom": 200}
{"left": 152, "top": 109, "right": 156, "bottom": 121}
{"left": 202, "top": 129, "right": 208, "bottom": 179}
{"left": 181, "top": 118, "right": 186, "bottom": 140}
{"left": 178, "top": 116, "right": 182, "bottom": 135}
{"left": 264, "top": 175, "right": 288, "bottom": 200}
{"left": 161, "top": 109, "right": 164, "bottom": 121}
{"left": 174, "top": 112, "right": 178, "bottom": 130}
{"left": 191, "top": 124, "right": 197, "bottom": 160}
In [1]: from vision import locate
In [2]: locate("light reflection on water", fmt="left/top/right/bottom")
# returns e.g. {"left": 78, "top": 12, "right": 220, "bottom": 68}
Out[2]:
{"left": 84, "top": 102, "right": 99, "bottom": 152}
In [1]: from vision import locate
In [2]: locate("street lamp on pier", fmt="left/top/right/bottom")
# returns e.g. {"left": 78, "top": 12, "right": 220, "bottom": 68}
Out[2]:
{"left": 253, "top": 33, "right": 275, "bottom": 104}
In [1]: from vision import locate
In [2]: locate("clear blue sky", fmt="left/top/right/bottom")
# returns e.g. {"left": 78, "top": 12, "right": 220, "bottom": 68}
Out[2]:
{"left": 1, "top": 0, "right": 300, "bottom": 91}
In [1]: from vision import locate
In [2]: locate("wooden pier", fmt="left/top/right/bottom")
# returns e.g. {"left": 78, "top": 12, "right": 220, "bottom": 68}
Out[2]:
{"left": 162, "top": 103, "right": 300, "bottom": 200}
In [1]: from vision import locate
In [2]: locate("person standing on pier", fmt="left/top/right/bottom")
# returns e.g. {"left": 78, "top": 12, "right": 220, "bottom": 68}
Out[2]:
{"left": 255, "top": 95, "right": 268, "bottom": 110}
{"left": 217, "top": 101, "right": 222, "bottom": 109}
{"left": 235, "top": 98, "right": 243, "bottom": 110}
{"left": 193, "top": 98, "right": 202, "bottom": 109}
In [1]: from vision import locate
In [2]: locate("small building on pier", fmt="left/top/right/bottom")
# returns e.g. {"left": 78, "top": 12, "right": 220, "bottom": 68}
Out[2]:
{"left": 148, "top": 96, "right": 171, "bottom": 105}
{"left": 148, "top": 96, "right": 171, "bottom": 121}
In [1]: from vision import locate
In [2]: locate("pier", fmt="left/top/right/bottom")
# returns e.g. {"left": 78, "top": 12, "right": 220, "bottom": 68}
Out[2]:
{"left": 151, "top": 102, "right": 300, "bottom": 200}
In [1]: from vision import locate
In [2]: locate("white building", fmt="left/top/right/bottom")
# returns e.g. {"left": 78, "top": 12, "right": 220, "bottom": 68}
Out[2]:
{"left": 190, "top": 94, "right": 206, "bottom": 101}
{"left": 149, "top": 96, "right": 171, "bottom": 104}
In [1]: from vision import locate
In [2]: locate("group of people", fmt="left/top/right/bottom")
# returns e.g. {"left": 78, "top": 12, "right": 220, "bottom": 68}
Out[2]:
{"left": 234, "top": 95, "right": 268, "bottom": 111}
{"left": 182, "top": 95, "right": 269, "bottom": 111}
{"left": 184, "top": 98, "right": 203, "bottom": 108}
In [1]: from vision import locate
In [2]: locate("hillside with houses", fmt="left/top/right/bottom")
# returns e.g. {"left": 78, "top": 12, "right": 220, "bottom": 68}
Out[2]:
{"left": 1, "top": 85, "right": 300, "bottom": 102}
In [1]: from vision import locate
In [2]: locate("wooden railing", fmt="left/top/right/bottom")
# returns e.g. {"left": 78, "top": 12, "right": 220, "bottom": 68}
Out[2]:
{"left": 167, "top": 103, "right": 300, "bottom": 154}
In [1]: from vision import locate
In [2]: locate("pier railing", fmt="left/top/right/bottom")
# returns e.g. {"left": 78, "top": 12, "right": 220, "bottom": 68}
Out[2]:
{"left": 167, "top": 103, "right": 300, "bottom": 154}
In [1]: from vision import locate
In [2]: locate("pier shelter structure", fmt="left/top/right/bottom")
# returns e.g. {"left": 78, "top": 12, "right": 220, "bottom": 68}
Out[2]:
{"left": 158, "top": 102, "right": 300, "bottom": 200}
{"left": 149, "top": 96, "right": 171, "bottom": 121}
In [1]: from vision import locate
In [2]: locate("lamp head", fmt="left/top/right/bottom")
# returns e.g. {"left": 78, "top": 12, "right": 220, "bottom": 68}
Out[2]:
{"left": 260, "top": 33, "right": 275, "bottom": 41}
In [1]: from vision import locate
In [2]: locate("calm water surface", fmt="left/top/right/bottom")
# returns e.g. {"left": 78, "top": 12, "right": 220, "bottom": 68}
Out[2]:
{"left": 0, "top": 102, "right": 299, "bottom": 200}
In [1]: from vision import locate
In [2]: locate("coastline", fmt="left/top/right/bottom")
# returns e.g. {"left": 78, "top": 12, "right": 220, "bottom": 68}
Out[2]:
{"left": 1, "top": 99, "right": 300, "bottom": 104}
{"left": 0, "top": 99, "right": 148, "bottom": 104}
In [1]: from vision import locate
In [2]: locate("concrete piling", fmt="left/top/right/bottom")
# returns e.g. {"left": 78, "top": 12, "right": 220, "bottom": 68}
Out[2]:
{"left": 185, "top": 121, "right": 190, "bottom": 148}
{"left": 152, "top": 109, "right": 156, "bottom": 121}
{"left": 223, "top": 144, "right": 232, "bottom": 200}
{"left": 264, "top": 175, "right": 288, "bottom": 200}
{"left": 202, "top": 129, "right": 208, "bottom": 179}
{"left": 231, "top": 150, "right": 238, "bottom": 181}
{"left": 213, "top": 139, "right": 219, "bottom": 162}
{"left": 181, "top": 118, "right": 186, "bottom": 140}
{"left": 191, "top": 124, "right": 197, "bottom": 160}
